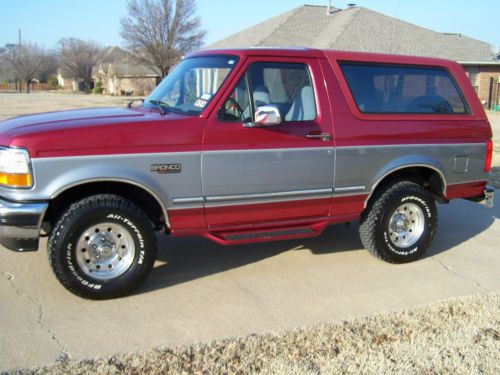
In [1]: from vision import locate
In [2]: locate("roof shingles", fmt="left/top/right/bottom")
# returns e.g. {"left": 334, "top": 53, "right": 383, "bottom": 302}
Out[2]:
{"left": 207, "top": 5, "right": 494, "bottom": 62}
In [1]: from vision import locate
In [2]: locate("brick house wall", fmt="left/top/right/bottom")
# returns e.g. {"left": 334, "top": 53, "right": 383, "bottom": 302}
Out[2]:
{"left": 463, "top": 65, "right": 500, "bottom": 108}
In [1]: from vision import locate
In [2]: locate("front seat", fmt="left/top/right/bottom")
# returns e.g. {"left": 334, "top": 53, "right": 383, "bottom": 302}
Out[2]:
{"left": 285, "top": 86, "right": 315, "bottom": 121}
{"left": 253, "top": 85, "right": 271, "bottom": 108}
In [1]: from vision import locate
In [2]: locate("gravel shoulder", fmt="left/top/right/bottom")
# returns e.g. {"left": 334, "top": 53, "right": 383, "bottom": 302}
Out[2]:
{"left": 6, "top": 292, "right": 499, "bottom": 375}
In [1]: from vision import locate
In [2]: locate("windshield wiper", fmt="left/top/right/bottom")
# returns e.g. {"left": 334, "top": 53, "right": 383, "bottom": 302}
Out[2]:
{"left": 147, "top": 99, "right": 170, "bottom": 116}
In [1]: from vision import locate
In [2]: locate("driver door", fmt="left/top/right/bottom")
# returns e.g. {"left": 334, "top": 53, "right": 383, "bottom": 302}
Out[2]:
{"left": 202, "top": 57, "right": 335, "bottom": 227}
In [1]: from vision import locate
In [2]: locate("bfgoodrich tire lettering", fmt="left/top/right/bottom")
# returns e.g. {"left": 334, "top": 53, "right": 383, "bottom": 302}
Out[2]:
{"left": 359, "top": 181, "right": 437, "bottom": 263}
{"left": 48, "top": 194, "right": 156, "bottom": 299}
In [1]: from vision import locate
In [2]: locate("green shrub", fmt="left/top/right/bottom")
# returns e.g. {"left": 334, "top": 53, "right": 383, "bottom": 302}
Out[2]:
{"left": 92, "top": 81, "right": 103, "bottom": 94}
{"left": 47, "top": 75, "right": 60, "bottom": 89}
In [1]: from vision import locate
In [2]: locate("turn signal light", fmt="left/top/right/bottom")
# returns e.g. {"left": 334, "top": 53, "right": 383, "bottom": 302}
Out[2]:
{"left": 0, "top": 173, "right": 32, "bottom": 188}
{"left": 484, "top": 140, "right": 493, "bottom": 173}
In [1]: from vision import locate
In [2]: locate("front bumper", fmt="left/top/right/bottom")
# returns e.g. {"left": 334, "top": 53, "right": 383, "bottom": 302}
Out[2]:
{"left": 0, "top": 198, "right": 48, "bottom": 252}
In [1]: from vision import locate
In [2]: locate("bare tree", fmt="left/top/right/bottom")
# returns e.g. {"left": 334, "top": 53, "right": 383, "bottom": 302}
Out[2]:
{"left": 38, "top": 50, "right": 58, "bottom": 83}
{"left": 0, "top": 42, "right": 50, "bottom": 93}
{"left": 120, "top": 0, "right": 205, "bottom": 77}
{"left": 0, "top": 46, "right": 9, "bottom": 81}
{"left": 58, "top": 38, "right": 103, "bottom": 91}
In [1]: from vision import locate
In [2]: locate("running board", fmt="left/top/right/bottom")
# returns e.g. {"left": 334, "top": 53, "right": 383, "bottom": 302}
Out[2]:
{"left": 204, "top": 222, "right": 328, "bottom": 245}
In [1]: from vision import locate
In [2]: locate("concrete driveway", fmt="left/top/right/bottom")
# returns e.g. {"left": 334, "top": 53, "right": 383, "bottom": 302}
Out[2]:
{"left": 1, "top": 197, "right": 499, "bottom": 370}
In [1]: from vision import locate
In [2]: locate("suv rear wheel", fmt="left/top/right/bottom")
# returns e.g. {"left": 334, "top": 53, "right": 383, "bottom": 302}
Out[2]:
{"left": 359, "top": 181, "right": 437, "bottom": 263}
{"left": 48, "top": 194, "right": 156, "bottom": 299}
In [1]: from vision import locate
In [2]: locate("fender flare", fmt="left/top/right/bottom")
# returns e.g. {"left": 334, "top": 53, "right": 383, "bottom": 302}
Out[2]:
{"left": 364, "top": 156, "right": 447, "bottom": 208}
{"left": 48, "top": 166, "right": 171, "bottom": 227}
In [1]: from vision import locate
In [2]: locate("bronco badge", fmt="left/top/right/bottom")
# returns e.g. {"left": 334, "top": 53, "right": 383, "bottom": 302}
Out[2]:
{"left": 150, "top": 164, "right": 182, "bottom": 174}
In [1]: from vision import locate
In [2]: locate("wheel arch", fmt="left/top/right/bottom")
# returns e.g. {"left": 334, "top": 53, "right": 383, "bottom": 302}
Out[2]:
{"left": 364, "top": 163, "right": 447, "bottom": 209}
{"left": 44, "top": 179, "right": 170, "bottom": 231}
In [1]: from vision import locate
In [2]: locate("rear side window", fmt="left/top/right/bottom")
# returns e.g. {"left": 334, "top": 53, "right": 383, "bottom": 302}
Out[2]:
{"left": 340, "top": 63, "right": 468, "bottom": 114}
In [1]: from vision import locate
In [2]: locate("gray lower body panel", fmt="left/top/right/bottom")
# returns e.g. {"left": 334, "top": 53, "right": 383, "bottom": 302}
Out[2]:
{"left": 0, "top": 198, "right": 48, "bottom": 251}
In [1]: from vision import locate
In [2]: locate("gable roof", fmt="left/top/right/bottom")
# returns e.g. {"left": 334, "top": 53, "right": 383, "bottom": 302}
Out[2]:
{"left": 208, "top": 5, "right": 495, "bottom": 62}
{"left": 99, "top": 46, "right": 129, "bottom": 64}
{"left": 92, "top": 46, "right": 160, "bottom": 78}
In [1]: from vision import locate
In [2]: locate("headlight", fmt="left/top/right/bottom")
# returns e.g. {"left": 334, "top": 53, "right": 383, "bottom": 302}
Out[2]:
{"left": 0, "top": 147, "right": 33, "bottom": 188}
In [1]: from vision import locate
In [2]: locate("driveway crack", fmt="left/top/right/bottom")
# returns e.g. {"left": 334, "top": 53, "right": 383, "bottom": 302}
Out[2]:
{"left": 0, "top": 271, "right": 72, "bottom": 362}
{"left": 431, "top": 257, "right": 491, "bottom": 292}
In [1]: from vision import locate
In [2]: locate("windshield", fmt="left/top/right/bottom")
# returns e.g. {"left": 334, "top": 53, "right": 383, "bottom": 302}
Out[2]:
{"left": 144, "top": 55, "right": 239, "bottom": 116}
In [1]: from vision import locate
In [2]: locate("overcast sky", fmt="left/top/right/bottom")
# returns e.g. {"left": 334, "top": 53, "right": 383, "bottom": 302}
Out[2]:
{"left": 0, "top": 0, "right": 498, "bottom": 51}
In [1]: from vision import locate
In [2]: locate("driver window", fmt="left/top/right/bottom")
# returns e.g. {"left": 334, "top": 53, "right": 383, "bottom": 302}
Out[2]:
{"left": 219, "top": 75, "right": 251, "bottom": 122}
{"left": 220, "top": 62, "right": 317, "bottom": 123}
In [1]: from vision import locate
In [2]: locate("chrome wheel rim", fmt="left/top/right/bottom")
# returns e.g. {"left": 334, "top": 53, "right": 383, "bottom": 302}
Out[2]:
{"left": 388, "top": 202, "right": 425, "bottom": 248}
{"left": 75, "top": 222, "right": 135, "bottom": 281}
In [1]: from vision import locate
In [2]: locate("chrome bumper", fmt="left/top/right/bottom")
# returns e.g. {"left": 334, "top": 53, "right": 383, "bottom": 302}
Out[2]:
{"left": 0, "top": 198, "right": 48, "bottom": 252}
{"left": 482, "top": 186, "right": 495, "bottom": 209}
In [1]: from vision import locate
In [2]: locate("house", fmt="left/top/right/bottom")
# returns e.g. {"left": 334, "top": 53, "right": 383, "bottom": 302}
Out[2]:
{"left": 93, "top": 46, "right": 160, "bottom": 96}
{"left": 56, "top": 69, "right": 80, "bottom": 91}
{"left": 208, "top": 4, "right": 500, "bottom": 108}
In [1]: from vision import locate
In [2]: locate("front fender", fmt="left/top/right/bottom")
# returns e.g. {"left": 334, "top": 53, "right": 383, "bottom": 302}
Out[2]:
{"left": 1, "top": 153, "right": 202, "bottom": 210}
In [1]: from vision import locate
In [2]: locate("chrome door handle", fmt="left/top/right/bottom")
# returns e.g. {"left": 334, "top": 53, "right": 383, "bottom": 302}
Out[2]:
{"left": 306, "top": 133, "right": 331, "bottom": 141}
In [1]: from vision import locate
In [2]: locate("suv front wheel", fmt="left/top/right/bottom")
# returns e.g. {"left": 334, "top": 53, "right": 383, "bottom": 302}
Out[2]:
{"left": 48, "top": 194, "right": 156, "bottom": 299}
{"left": 359, "top": 181, "right": 437, "bottom": 263}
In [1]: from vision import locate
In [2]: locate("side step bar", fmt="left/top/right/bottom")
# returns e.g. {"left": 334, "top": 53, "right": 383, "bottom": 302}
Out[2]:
{"left": 205, "top": 222, "right": 328, "bottom": 245}
{"left": 225, "top": 227, "right": 314, "bottom": 241}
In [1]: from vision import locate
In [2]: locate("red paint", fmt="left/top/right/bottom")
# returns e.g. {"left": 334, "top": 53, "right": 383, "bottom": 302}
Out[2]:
{"left": 0, "top": 107, "right": 206, "bottom": 157}
{"left": 445, "top": 181, "right": 487, "bottom": 200}
{"left": 168, "top": 207, "right": 206, "bottom": 231}
{"left": 205, "top": 198, "right": 332, "bottom": 227}
{"left": 0, "top": 48, "right": 493, "bottom": 246}
{"left": 322, "top": 51, "right": 492, "bottom": 147}
{"left": 331, "top": 194, "right": 368, "bottom": 216}
{"left": 203, "top": 221, "right": 328, "bottom": 246}
{"left": 0, "top": 49, "right": 490, "bottom": 157}
{"left": 169, "top": 194, "right": 368, "bottom": 236}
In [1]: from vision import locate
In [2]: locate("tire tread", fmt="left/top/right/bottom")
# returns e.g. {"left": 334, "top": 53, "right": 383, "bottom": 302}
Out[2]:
{"left": 359, "top": 181, "right": 437, "bottom": 263}
{"left": 48, "top": 194, "right": 156, "bottom": 299}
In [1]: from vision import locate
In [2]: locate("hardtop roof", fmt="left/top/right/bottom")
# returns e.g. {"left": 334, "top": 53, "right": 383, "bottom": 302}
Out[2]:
{"left": 190, "top": 48, "right": 458, "bottom": 67}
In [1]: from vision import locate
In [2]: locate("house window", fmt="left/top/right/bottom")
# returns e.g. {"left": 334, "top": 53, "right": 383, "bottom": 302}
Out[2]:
{"left": 467, "top": 67, "right": 480, "bottom": 94}
{"left": 340, "top": 63, "right": 468, "bottom": 114}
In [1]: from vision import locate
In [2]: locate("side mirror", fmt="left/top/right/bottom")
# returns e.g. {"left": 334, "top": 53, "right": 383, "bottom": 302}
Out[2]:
{"left": 245, "top": 105, "right": 282, "bottom": 127}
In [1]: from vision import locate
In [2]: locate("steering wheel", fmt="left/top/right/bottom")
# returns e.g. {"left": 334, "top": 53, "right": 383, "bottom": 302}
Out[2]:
{"left": 226, "top": 97, "right": 245, "bottom": 121}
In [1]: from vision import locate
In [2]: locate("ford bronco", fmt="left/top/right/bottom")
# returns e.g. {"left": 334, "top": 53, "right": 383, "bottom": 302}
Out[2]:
{"left": 0, "top": 48, "right": 494, "bottom": 299}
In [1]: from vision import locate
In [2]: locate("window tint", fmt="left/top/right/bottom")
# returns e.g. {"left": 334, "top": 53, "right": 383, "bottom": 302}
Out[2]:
{"left": 219, "top": 62, "right": 316, "bottom": 122}
{"left": 340, "top": 63, "right": 468, "bottom": 114}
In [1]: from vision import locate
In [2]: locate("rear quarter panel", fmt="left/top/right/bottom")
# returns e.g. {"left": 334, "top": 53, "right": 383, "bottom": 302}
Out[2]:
{"left": 322, "top": 51, "right": 491, "bottom": 201}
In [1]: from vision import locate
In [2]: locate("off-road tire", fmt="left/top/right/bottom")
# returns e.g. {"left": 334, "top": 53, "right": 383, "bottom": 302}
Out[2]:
{"left": 359, "top": 181, "right": 437, "bottom": 263}
{"left": 48, "top": 194, "right": 156, "bottom": 299}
